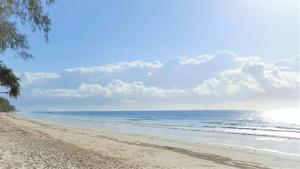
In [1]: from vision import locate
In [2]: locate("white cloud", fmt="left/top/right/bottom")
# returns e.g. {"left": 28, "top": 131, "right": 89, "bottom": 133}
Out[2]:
{"left": 22, "top": 72, "right": 61, "bottom": 84}
{"left": 179, "top": 55, "right": 214, "bottom": 65}
{"left": 32, "top": 80, "right": 186, "bottom": 98}
{"left": 146, "top": 72, "right": 153, "bottom": 77}
{"left": 65, "top": 60, "right": 163, "bottom": 73}
{"left": 194, "top": 57, "right": 299, "bottom": 97}
{"left": 194, "top": 69, "right": 265, "bottom": 96}
{"left": 179, "top": 51, "right": 240, "bottom": 65}
{"left": 242, "top": 59, "right": 299, "bottom": 89}
{"left": 273, "top": 56, "right": 300, "bottom": 71}
{"left": 32, "top": 88, "right": 82, "bottom": 98}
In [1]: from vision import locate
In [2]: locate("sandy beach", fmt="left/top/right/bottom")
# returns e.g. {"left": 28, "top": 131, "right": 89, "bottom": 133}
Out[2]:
{"left": 0, "top": 114, "right": 299, "bottom": 169}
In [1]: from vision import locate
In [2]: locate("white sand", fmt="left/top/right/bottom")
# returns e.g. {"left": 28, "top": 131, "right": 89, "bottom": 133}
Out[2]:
{"left": 0, "top": 114, "right": 299, "bottom": 169}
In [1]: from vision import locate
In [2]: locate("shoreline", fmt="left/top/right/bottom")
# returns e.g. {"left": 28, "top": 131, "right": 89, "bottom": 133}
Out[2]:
{"left": 1, "top": 114, "right": 299, "bottom": 169}
{"left": 15, "top": 112, "right": 300, "bottom": 157}
{"left": 16, "top": 111, "right": 300, "bottom": 155}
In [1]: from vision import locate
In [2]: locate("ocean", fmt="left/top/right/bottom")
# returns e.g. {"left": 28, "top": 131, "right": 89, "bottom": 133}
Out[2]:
{"left": 16, "top": 109, "right": 300, "bottom": 155}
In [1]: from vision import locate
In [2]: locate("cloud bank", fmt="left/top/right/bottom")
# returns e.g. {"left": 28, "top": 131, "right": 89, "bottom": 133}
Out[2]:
{"left": 15, "top": 51, "right": 300, "bottom": 110}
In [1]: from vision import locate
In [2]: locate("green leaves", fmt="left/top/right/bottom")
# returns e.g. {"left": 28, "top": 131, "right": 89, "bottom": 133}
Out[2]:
{"left": 0, "top": 20, "right": 31, "bottom": 59}
{"left": 0, "top": 96, "right": 15, "bottom": 112}
{"left": 0, "top": 62, "right": 20, "bottom": 98}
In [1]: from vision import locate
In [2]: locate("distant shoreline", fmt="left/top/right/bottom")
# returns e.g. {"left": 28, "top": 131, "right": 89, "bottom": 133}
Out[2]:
{"left": 1, "top": 114, "right": 299, "bottom": 169}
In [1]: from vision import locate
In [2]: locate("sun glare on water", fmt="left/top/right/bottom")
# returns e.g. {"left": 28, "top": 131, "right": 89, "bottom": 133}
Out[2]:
{"left": 262, "top": 109, "right": 300, "bottom": 125}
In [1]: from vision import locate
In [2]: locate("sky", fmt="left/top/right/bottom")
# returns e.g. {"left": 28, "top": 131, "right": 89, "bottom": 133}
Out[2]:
{"left": 1, "top": 0, "right": 299, "bottom": 110}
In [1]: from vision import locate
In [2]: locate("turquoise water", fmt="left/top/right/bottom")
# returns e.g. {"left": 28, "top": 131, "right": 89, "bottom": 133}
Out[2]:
{"left": 17, "top": 110, "right": 300, "bottom": 155}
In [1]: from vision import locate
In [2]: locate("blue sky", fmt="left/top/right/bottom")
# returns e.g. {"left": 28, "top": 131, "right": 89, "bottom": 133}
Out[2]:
{"left": 1, "top": 0, "right": 299, "bottom": 110}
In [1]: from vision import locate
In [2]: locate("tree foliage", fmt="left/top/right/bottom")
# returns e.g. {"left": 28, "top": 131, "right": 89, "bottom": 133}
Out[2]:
{"left": 0, "top": 0, "right": 54, "bottom": 98}
{"left": 0, "top": 0, "right": 55, "bottom": 59}
{"left": 0, "top": 62, "right": 20, "bottom": 98}
{"left": 0, "top": 96, "right": 15, "bottom": 112}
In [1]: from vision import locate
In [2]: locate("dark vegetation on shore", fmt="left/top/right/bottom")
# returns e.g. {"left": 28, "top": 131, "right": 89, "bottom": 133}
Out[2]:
{"left": 0, "top": 97, "right": 15, "bottom": 112}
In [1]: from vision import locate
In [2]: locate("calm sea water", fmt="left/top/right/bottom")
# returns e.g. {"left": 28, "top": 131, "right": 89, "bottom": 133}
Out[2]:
{"left": 16, "top": 109, "right": 300, "bottom": 155}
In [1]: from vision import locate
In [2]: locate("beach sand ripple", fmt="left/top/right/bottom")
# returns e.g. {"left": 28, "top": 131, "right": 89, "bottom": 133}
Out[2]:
{"left": 0, "top": 117, "right": 139, "bottom": 169}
